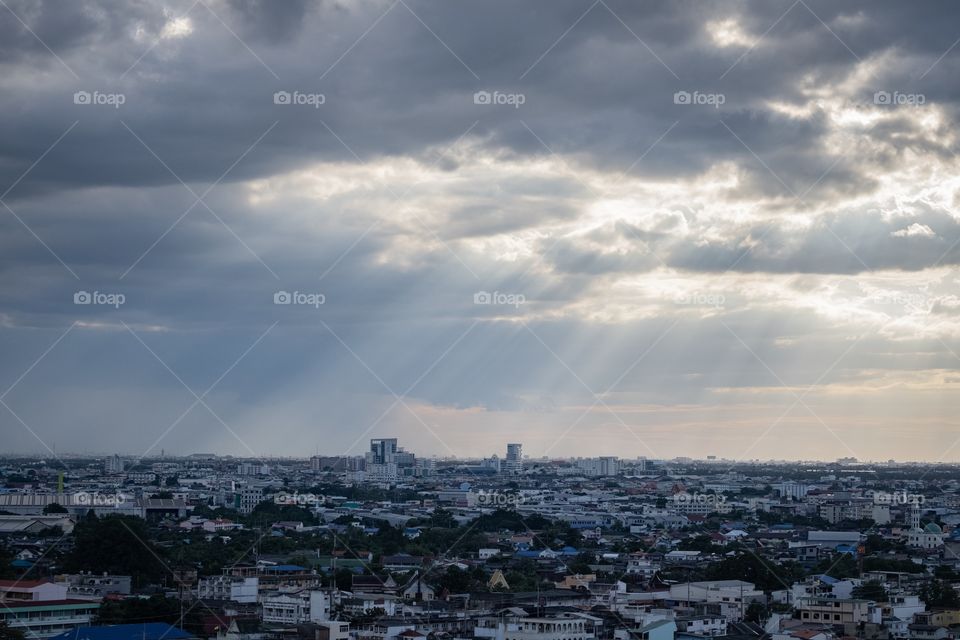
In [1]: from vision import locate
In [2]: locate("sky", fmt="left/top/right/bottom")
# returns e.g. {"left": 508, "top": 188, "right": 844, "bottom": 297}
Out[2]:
{"left": 2, "top": 0, "right": 960, "bottom": 463}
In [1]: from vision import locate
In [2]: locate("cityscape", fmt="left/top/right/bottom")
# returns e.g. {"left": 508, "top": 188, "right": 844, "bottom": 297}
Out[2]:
{"left": 4, "top": 2, "right": 960, "bottom": 640}
{"left": 2, "top": 444, "right": 960, "bottom": 640}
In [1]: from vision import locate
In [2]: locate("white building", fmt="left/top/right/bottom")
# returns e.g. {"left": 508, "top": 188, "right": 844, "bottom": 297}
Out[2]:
{"left": 196, "top": 575, "right": 259, "bottom": 603}
{"left": 505, "top": 443, "right": 523, "bottom": 474}
{"left": 576, "top": 457, "right": 621, "bottom": 477}
{"left": 260, "top": 590, "right": 330, "bottom": 625}
{"left": 236, "top": 486, "right": 265, "bottom": 515}
{"left": 669, "top": 581, "right": 764, "bottom": 622}
{"left": 475, "top": 614, "right": 595, "bottom": 640}
{"left": 907, "top": 508, "right": 944, "bottom": 549}
{"left": 104, "top": 455, "right": 125, "bottom": 474}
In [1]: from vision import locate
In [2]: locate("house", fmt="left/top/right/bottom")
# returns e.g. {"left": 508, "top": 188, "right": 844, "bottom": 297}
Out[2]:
{"left": 381, "top": 554, "right": 423, "bottom": 571}
{"left": 351, "top": 575, "right": 396, "bottom": 594}
{"left": 615, "top": 619, "right": 676, "bottom": 640}
{"left": 296, "top": 621, "right": 350, "bottom": 640}
{"left": 488, "top": 570, "right": 510, "bottom": 590}
{"left": 217, "top": 618, "right": 266, "bottom": 640}
{"left": 795, "top": 597, "right": 879, "bottom": 625}
{"left": 399, "top": 572, "right": 435, "bottom": 601}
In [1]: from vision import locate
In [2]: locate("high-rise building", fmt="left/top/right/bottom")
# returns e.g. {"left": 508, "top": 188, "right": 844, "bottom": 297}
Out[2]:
{"left": 505, "top": 443, "right": 523, "bottom": 474}
{"left": 365, "top": 438, "right": 417, "bottom": 482}
{"left": 367, "top": 438, "right": 399, "bottom": 465}
{"left": 104, "top": 455, "right": 124, "bottom": 474}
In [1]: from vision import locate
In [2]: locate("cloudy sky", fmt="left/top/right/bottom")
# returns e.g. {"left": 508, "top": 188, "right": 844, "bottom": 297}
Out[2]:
{"left": 3, "top": 0, "right": 960, "bottom": 462}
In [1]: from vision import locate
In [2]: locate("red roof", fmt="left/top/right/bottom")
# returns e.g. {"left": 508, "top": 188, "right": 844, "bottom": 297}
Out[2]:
{"left": 0, "top": 579, "right": 52, "bottom": 588}
{"left": 2, "top": 599, "right": 99, "bottom": 607}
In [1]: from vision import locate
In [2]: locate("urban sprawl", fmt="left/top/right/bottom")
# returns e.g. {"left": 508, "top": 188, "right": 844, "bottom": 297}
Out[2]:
{"left": 1, "top": 441, "right": 959, "bottom": 640}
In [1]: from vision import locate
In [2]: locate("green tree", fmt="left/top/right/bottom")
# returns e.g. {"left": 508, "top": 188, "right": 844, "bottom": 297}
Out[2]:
{"left": 0, "top": 621, "right": 26, "bottom": 640}
{"left": 63, "top": 515, "right": 168, "bottom": 587}
{"left": 745, "top": 602, "right": 768, "bottom": 623}
{"left": 42, "top": 503, "right": 68, "bottom": 514}
{"left": 96, "top": 596, "right": 180, "bottom": 625}
{"left": 334, "top": 568, "right": 354, "bottom": 592}
{"left": 429, "top": 508, "right": 456, "bottom": 529}
{"left": 920, "top": 579, "right": 960, "bottom": 608}
{"left": 705, "top": 552, "right": 803, "bottom": 592}
{"left": 437, "top": 566, "right": 476, "bottom": 593}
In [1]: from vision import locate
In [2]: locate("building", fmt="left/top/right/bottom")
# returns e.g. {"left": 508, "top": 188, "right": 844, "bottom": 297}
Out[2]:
{"left": 0, "top": 495, "right": 187, "bottom": 520}
{"left": 795, "top": 597, "right": 878, "bottom": 624}
{"left": 104, "top": 455, "right": 124, "bottom": 474}
{"left": 56, "top": 574, "right": 131, "bottom": 598}
{"left": 196, "top": 576, "right": 259, "bottom": 603}
{"left": 368, "top": 439, "right": 399, "bottom": 465}
{"left": 505, "top": 443, "right": 523, "bottom": 474}
{"left": 776, "top": 482, "right": 810, "bottom": 500}
{"left": 668, "top": 581, "right": 764, "bottom": 622}
{"left": 260, "top": 590, "right": 329, "bottom": 625}
{"left": 298, "top": 621, "right": 349, "bottom": 640}
{"left": 576, "top": 457, "right": 621, "bottom": 477}
{"left": 907, "top": 507, "right": 944, "bottom": 549}
{"left": 0, "top": 592, "right": 100, "bottom": 640}
{"left": 475, "top": 614, "right": 595, "bottom": 640}
{"left": 236, "top": 486, "right": 265, "bottom": 515}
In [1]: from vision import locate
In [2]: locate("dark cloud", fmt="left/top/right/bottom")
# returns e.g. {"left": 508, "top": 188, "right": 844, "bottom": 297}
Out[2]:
{"left": 2, "top": 0, "right": 960, "bottom": 458}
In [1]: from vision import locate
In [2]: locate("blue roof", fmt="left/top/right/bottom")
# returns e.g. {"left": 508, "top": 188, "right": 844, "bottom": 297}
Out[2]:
{"left": 51, "top": 624, "right": 192, "bottom": 640}
{"left": 264, "top": 564, "right": 307, "bottom": 572}
{"left": 816, "top": 574, "right": 839, "bottom": 584}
